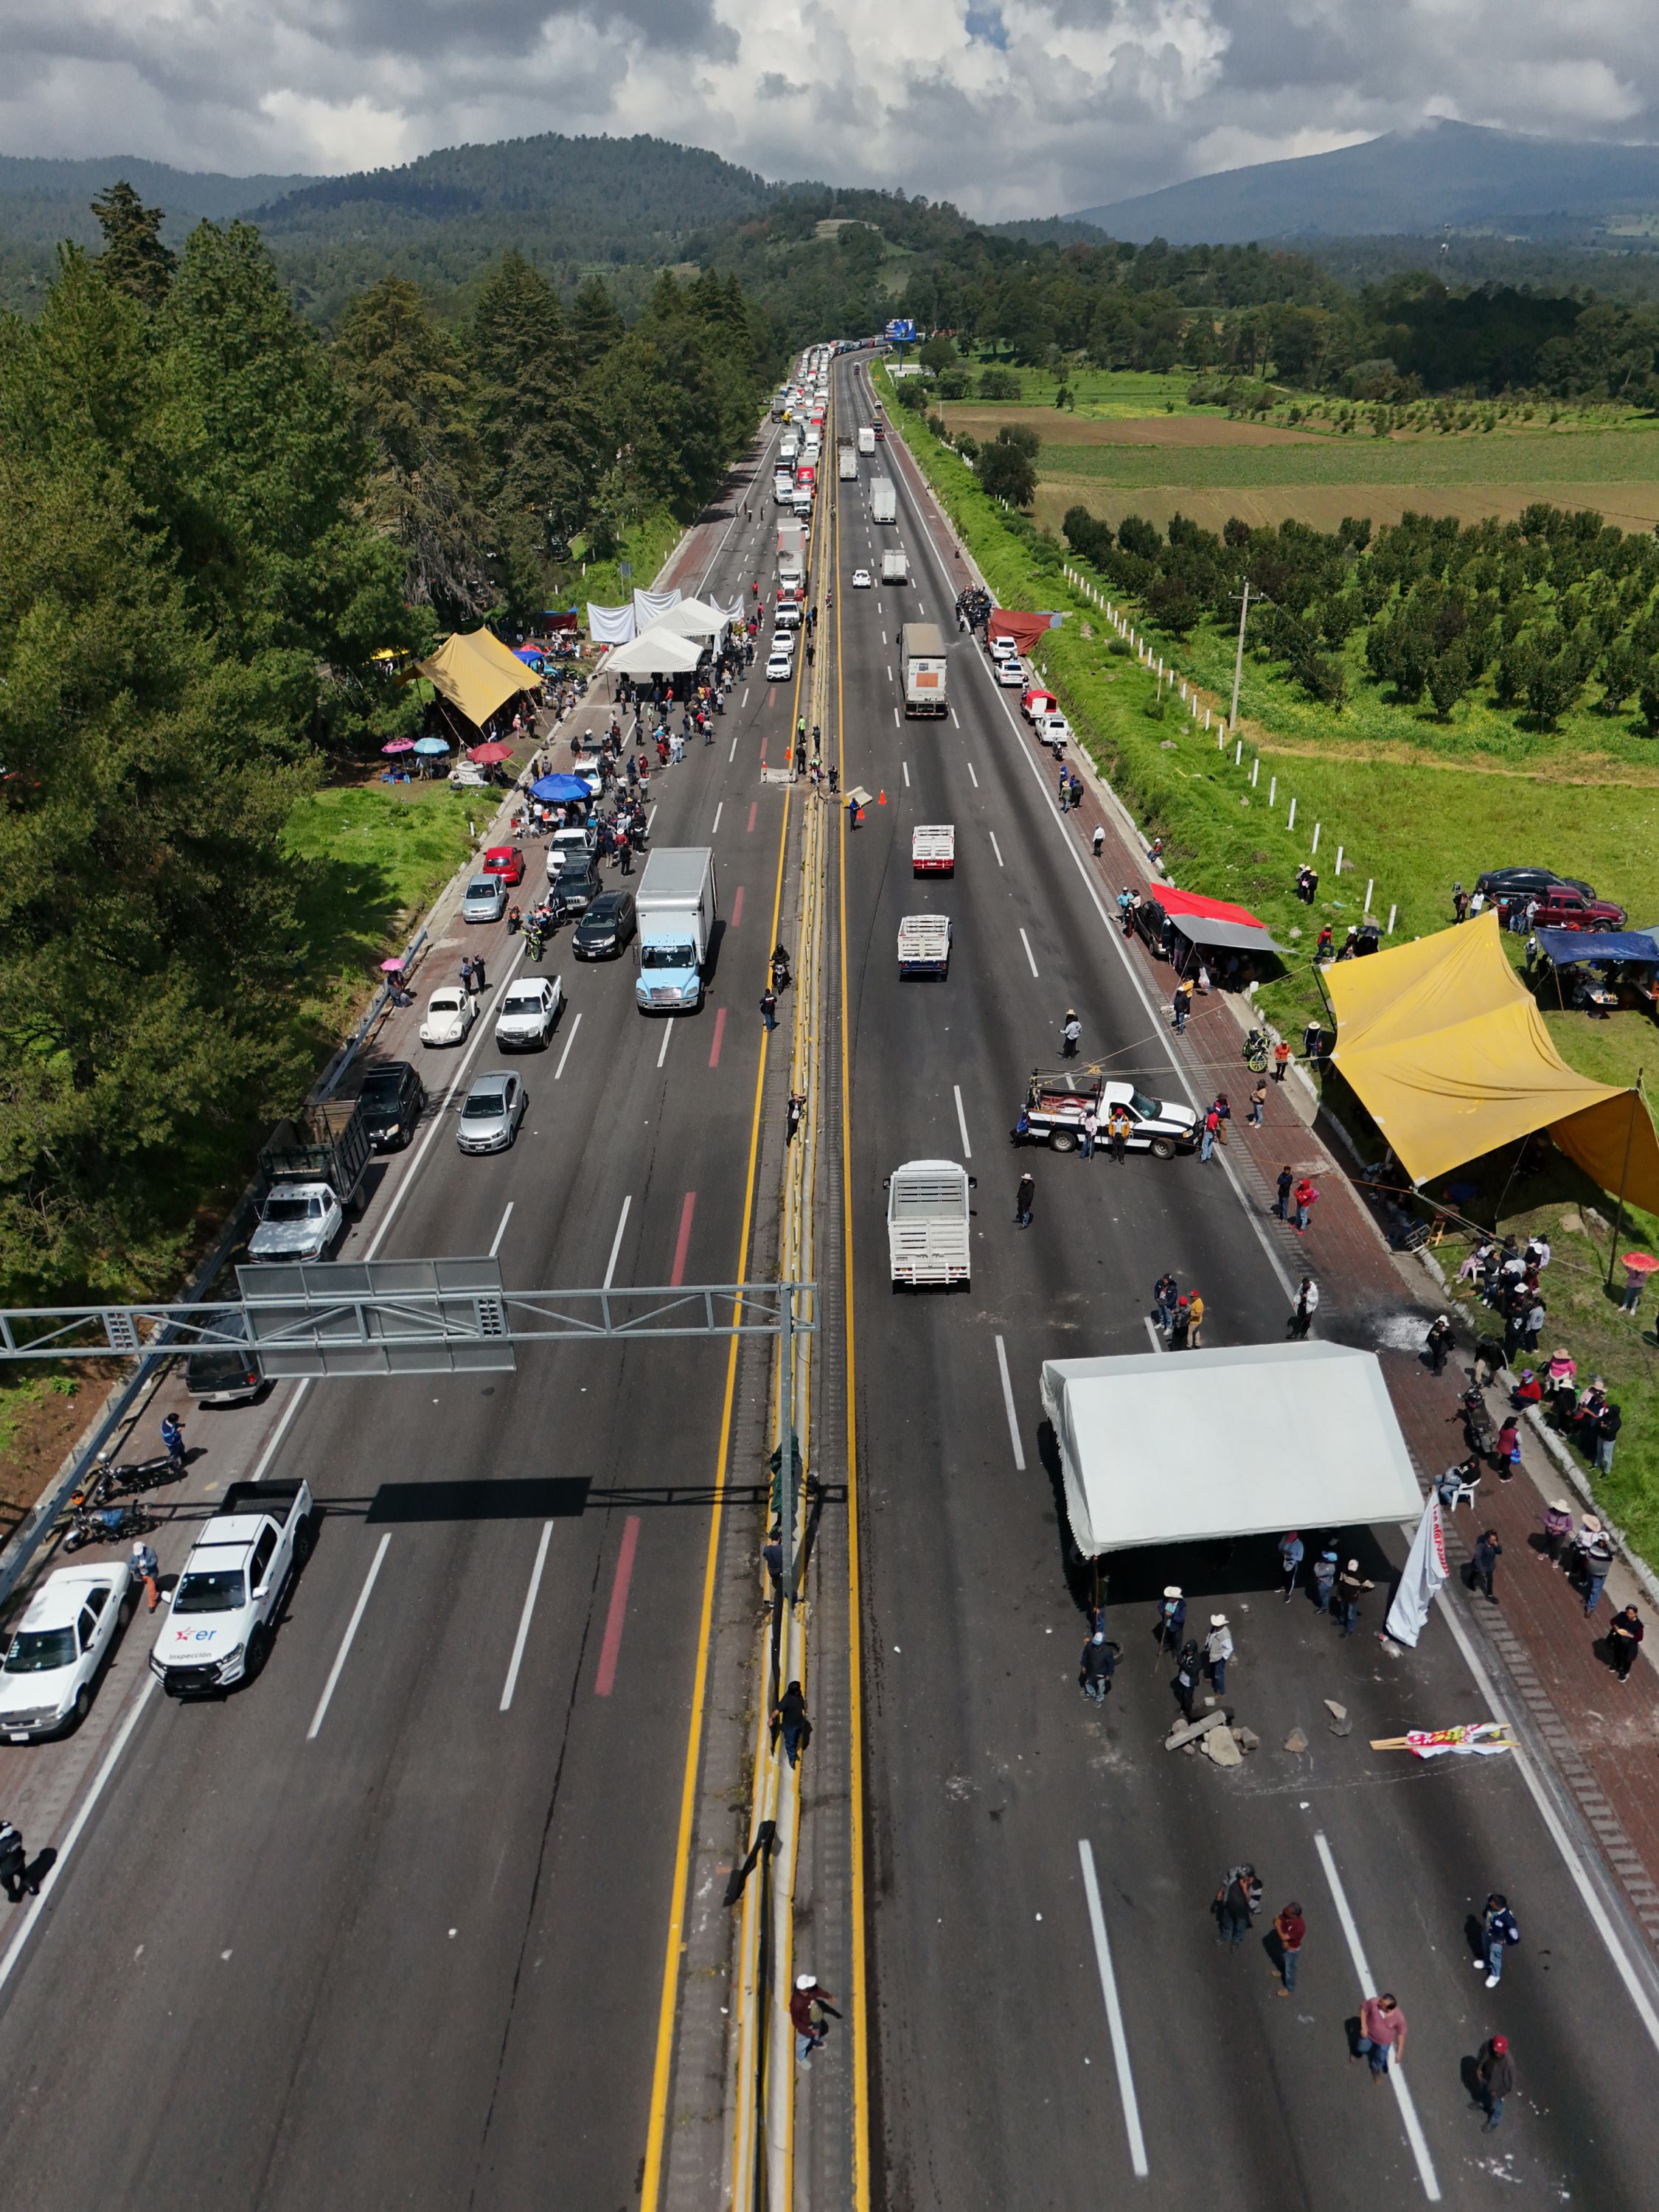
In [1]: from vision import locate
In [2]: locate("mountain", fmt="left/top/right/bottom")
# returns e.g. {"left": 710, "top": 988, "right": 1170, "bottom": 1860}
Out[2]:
{"left": 1069, "top": 121, "right": 1659, "bottom": 244}
{"left": 0, "top": 154, "right": 316, "bottom": 246}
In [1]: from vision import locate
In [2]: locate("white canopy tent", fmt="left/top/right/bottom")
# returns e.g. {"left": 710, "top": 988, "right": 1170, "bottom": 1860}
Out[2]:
{"left": 646, "top": 595, "right": 730, "bottom": 644}
{"left": 1040, "top": 1343, "right": 1422, "bottom": 1556}
{"left": 599, "top": 628, "right": 706, "bottom": 677}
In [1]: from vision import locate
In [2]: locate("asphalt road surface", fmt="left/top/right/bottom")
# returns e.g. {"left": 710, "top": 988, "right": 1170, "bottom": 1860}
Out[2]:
{"left": 831, "top": 361, "right": 1658, "bottom": 2210}
{"left": 0, "top": 437, "right": 804, "bottom": 2211}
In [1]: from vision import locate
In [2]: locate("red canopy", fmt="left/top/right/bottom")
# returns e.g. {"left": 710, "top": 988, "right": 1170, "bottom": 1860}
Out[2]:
{"left": 1158, "top": 885, "right": 1267, "bottom": 929}
{"left": 467, "top": 741, "right": 514, "bottom": 763}
{"left": 988, "top": 611, "right": 1064, "bottom": 653}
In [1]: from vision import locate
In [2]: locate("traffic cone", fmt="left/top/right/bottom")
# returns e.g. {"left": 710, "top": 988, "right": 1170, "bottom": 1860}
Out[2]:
{"left": 878, "top": 790, "right": 886, "bottom": 804}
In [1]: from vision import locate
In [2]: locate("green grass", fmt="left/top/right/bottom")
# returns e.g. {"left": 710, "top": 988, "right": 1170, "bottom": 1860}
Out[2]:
{"left": 1040, "top": 424, "right": 1659, "bottom": 491}
{"left": 574, "top": 507, "right": 685, "bottom": 608}
{"left": 879, "top": 358, "right": 1659, "bottom": 1562}
{"left": 943, "top": 365, "right": 1200, "bottom": 417}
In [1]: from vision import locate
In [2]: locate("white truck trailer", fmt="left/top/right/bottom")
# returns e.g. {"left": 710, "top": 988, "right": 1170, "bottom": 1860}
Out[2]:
{"left": 871, "top": 476, "right": 897, "bottom": 524}
{"left": 858, "top": 425, "right": 876, "bottom": 456}
{"left": 897, "top": 916, "right": 952, "bottom": 977}
{"left": 900, "top": 623, "right": 949, "bottom": 718}
{"left": 886, "top": 1161, "right": 975, "bottom": 1287}
{"left": 881, "top": 549, "right": 909, "bottom": 585}
{"left": 634, "top": 848, "right": 719, "bottom": 1014}
{"left": 911, "top": 824, "right": 955, "bottom": 874}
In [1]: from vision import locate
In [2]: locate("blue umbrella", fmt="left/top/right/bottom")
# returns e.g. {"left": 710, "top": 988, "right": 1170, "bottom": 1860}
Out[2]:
{"left": 532, "top": 773, "right": 592, "bottom": 802}
{"left": 414, "top": 737, "right": 450, "bottom": 754}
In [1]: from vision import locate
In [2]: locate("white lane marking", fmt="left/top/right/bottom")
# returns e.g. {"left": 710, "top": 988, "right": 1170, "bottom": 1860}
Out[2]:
{"left": 307, "top": 1533, "right": 392, "bottom": 1742}
{"left": 1019, "top": 928, "right": 1039, "bottom": 978}
{"left": 657, "top": 1018, "right": 675, "bottom": 1070}
{"left": 1144, "top": 1316, "right": 1164, "bottom": 1352}
{"left": 953, "top": 1084, "right": 972, "bottom": 1158}
{"left": 1436, "top": 1587, "right": 1659, "bottom": 2056}
{"left": 887, "top": 665, "right": 893, "bottom": 683}
{"left": 1313, "top": 1832, "right": 1441, "bottom": 2202}
{"left": 604, "top": 1194, "right": 633, "bottom": 1290}
{"left": 893, "top": 709, "right": 900, "bottom": 728}
{"left": 489, "top": 1201, "right": 514, "bottom": 1259}
{"left": 1078, "top": 1840, "right": 1150, "bottom": 2180}
{"left": 882, "top": 632, "right": 886, "bottom": 645}
{"left": 990, "top": 832, "right": 1004, "bottom": 868}
{"left": 951, "top": 709, "right": 960, "bottom": 728}
{"left": 363, "top": 939, "right": 526, "bottom": 1262}
{"left": 967, "top": 763, "right": 978, "bottom": 789}
{"left": 554, "top": 1007, "right": 582, "bottom": 1080}
{"left": 742, "top": 688, "right": 750, "bottom": 709}
{"left": 994, "top": 1336, "right": 1026, "bottom": 1470}
{"left": 0, "top": 1674, "right": 159, "bottom": 2000}
{"left": 647, "top": 804, "right": 658, "bottom": 837}
{"left": 902, "top": 761, "right": 911, "bottom": 787}
{"left": 712, "top": 801, "right": 723, "bottom": 836}
{"left": 500, "top": 1521, "right": 554, "bottom": 1712}
{"left": 730, "top": 732, "right": 740, "bottom": 763}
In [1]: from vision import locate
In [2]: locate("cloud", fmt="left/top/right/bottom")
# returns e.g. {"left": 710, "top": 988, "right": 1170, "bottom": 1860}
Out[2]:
{"left": 0, "top": 0, "right": 1655, "bottom": 219}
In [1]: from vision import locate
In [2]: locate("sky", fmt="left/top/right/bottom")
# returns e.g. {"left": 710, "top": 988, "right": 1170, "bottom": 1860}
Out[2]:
{"left": 1, "top": 0, "right": 1655, "bottom": 219}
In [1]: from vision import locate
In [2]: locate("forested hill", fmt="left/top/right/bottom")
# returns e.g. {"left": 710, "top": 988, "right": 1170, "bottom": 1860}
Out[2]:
{"left": 0, "top": 154, "right": 314, "bottom": 244}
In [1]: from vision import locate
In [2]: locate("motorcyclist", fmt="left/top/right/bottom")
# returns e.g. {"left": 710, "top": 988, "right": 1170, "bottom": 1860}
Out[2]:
{"left": 771, "top": 943, "right": 792, "bottom": 991}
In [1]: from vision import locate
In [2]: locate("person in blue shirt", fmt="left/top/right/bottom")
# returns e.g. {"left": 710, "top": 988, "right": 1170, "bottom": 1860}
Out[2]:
{"left": 1478, "top": 1893, "right": 1520, "bottom": 1988}
{"left": 160, "top": 1412, "right": 186, "bottom": 1472}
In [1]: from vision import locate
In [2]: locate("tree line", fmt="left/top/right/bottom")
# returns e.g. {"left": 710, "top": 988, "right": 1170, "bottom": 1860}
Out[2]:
{"left": 1062, "top": 500, "right": 1659, "bottom": 732}
{"left": 0, "top": 184, "right": 776, "bottom": 1305}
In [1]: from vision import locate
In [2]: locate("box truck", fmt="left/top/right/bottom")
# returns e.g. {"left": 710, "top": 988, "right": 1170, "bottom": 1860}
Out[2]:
{"left": 858, "top": 425, "right": 876, "bottom": 456}
{"left": 871, "top": 477, "right": 897, "bottom": 524}
{"left": 900, "top": 623, "right": 949, "bottom": 717}
{"left": 634, "top": 849, "right": 719, "bottom": 1013}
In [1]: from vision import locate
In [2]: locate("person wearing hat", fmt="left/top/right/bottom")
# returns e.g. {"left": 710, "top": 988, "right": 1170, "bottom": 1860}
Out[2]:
{"left": 1312, "top": 1549, "right": 1340, "bottom": 1613}
{"left": 1080, "top": 1627, "right": 1121, "bottom": 1703}
{"left": 1425, "top": 1315, "right": 1454, "bottom": 1376}
{"left": 1169, "top": 1296, "right": 1192, "bottom": 1351}
{"left": 1158, "top": 1587, "right": 1187, "bottom": 1650}
{"left": 1335, "top": 1560, "right": 1374, "bottom": 1637}
{"left": 130, "top": 1537, "right": 161, "bottom": 1613}
{"left": 1279, "top": 1531, "right": 1304, "bottom": 1602}
{"left": 1578, "top": 1516, "right": 1614, "bottom": 1615}
{"left": 1540, "top": 1499, "right": 1573, "bottom": 1569}
{"left": 1475, "top": 2034, "right": 1514, "bottom": 2131}
{"left": 1206, "top": 1613, "right": 1234, "bottom": 1694}
{"left": 790, "top": 1974, "right": 839, "bottom": 2065}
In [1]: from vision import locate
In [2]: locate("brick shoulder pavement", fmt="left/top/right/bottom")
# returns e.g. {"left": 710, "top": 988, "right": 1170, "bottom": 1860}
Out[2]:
{"left": 1009, "top": 656, "right": 1659, "bottom": 1964}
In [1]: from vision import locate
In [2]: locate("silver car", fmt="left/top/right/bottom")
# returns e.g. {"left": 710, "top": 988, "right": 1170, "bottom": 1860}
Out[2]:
{"left": 462, "top": 874, "right": 507, "bottom": 925}
{"left": 457, "top": 1071, "right": 527, "bottom": 1153}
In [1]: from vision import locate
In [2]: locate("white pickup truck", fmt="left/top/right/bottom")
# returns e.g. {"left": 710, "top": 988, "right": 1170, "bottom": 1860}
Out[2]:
{"left": 911, "top": 824, "right": 956, "bottom": 874}
{"left": 886, "top": 1161, "right": 975, "bottom": 1287}
{"left": 150, "top": 1478, "right": 314, "bottom": 1697}
{"left": 897, "top": 915, "right": 951, "bottom": 977}
{"left": 495, "top": 973, "right": 563, "bottom": 1049}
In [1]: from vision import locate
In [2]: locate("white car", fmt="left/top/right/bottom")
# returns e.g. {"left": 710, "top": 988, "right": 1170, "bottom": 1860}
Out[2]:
{"left": 1036, "top": 712, "right": 1072, "bottom": 747}
{"left": 0, "top": 1562, "right": 135, "bottom": 1740}
{"left": 852, "top": 568, "right": 872, "bottom": 588}
{"left": 989, "top": 634, "right": 1018, "bottom": 663}
{"left": 765, "top": 650, "right": 795, "bottom": 682}
{"left": 776, "top": 600, "right": 803, "bottom": 629}
{"left": 495, "top": 974, "right": 563, "bottom": 1050}
{"left": 997, "top": 656, "right": 1025, "bottom": 687}
{"left": 420, "top": 987, "right": 477, "bottom": 1048}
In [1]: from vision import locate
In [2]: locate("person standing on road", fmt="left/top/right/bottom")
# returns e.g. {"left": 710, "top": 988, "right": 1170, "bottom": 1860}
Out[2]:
{"left": 1015, "top": 1172, "right": 1035, "bottom": 1229}
{"left": 1540, "top": 1498, "right": 1573, "bottom": 1568}
{"left": 1107, "top": 1103, "right": 1131, "bottom": 1162}
{"left": 1273, "top": 1037, "right": 1292, "bottom": 1083}
{"left": 1080, "top": 1105, "right": 1096, "bottom": 1160}
{"left": 1169, "top": 1296, "right": 1192, "bottom": 1349}
{"left": 1474, "top": 2034, "right": 1514, "bottom": 2132}
{"left": 1273, "top": 1902, "right": 1305, "bottom": 1994}
{"left": 1060, "top": 1009, "right": 1082, "bottom": 1057}
{"left": 131, "top": 1538, "right": 161, "bottom": 1612}
{"left": 1200, "top": 1102, "right": 1220, "bottom": 1163}
{"left": 1608, "top": 1604, "right": 1644, "bottom": 1683}
{"left": 1173, "top": 1637, "right": 1201, "bottom": 1721}
{"left": 772, "top": 1680, "right": 810, "bottom": 1769}
{"left": 1275, "top": 1165, "right": 1295, "bottom": 1220}
{"left": 1159, "top": 1586, "right": 1187, "bottom": 1651}
{"left": 1187, "top": 1291, "right": 1205, "bottom": 1349}
{"left": 759, "top": 985, "right": 778, "bottom": 1033}
{"left": 1313, "top": 1549, "right": 1339, "bottom": 1613}
{"left": 1353, "top": 1993, "right": 1407, "bottom": 2079}
{"left": 0, "top": 1819, "right": 34, "bottom": 1903}
{"left": 1172, "top": 979, "right": 1190, "bottom": 1034}
{"left": 1279, "top": 1531, "right": 1305, "bottom": 1602}
{"left": 1092, "top": 824, "right": 1105, "bottom": 859}
{"left": 1249, "top": 1079, "right": 1267, "bottom": 1127}
{"left": 1219, "top": 1865, "right": 1262, "bottom": 1950}
{"left": 1080, "top": 1630, "right": 1120, "bottom": 1703}
{"left": 1154, "top": 1273, "right": 1178, "bottom": 1332}
{"left": 1470, "top": 1528, "right": 1503, "bottom": 1604}
{"left": 1293, "top": 1177, "right": 1318, "bottom": 1234}
{"left": 1289, "top": 1277, "right": 1318, "bottom": 1340}
{"left": 1425, "top": 1315, "right": 1454, "bottom": 1375}
{"left": 790, "top": 1975, "right": 838, "bottom": 2066}
{"left": 1579, "top": 1517, "right": 1614, "bottom": 1614}
{"left": 472, "top": 952, "right": 487, "bottom": 993}
{"left": 1478, "top": 1893, "right": 1520, "bottom": 1986}
{"left": 1336, "top": 1559, "right": 1374, "bottom": 1636}
{"left": 1206, "top": 1613, "right": 1233, "bottom": 1694}
{"left": 161, "top": 1411, "right": 186, "bottom": 1472}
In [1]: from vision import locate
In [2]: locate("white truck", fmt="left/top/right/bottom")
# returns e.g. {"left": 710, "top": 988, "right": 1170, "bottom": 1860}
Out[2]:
{"left": 635, "top": 847, "right": 720, "bottom": 1014}
{"left": 150, "top": 1478, "right": 314, "bottom": 1697}
{"left": 871, "top": 477, "right": 897, "bottom": 524}
{"left": 900, "top": 624, "right": 950, "bottom": 718}
{"left": 858, "top": 425, "right": 876, "bottom": 456}
{"left": 773, "top": 470, "right": 793, "bottom": 504}
{"left": 838, "top": 440, "right": 858, "bottom": 481}
{"left": 882, "top": 549, "right": 909, "bottom": 585}
{"left": 776, "top": 519, "right": 805, "bottom": 563}
{"left": 495, "top": 973, "right": 563, "bottom": 1050}
{"left": 886, "top": 1161, "right": 975, "bottom": 1287}
{"left": 248, "top": 1099, "right": 372, "bottom": 1264}
{"left": 897, "top": 915, "right": 952, "bottom": 977}
{"left": 911, "top": 824, "right": 955, "bottom": 874}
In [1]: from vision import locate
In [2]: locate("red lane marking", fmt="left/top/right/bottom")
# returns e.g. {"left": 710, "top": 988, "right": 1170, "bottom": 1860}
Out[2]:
{"left": 594, "top": 1515, "right": 641, "bottom": 1696}
{"left": 709, "top": 1006, "right": 726, "bottom": 1068}
{"left": 748, "top": 802, "right": 757, "bottom": 833}
{"left": 731, "top": 886, "right": 745, "bottom": 928}
{"left": 670, "top": 1191, "right": 697, "bottom": 1286}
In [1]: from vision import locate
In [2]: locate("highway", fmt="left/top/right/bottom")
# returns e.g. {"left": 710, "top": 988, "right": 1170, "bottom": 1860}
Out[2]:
{"left": 828, "top": 358, "right": 1659, "bottom": 2208}
{"left": 0, "top": 434, "right": 808, "bottom": 2208}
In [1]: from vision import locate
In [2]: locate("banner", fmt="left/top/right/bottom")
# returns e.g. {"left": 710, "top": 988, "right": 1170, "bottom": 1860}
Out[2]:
{"left": 1384, "top": 1495, "right": 1448, "bottom": 1649}
{"left": 987, "top": 611, "right": 1068, "bottom": 653}
{"left": 587, "top": 602, "right": 635, "bottom": 645}
{"left": 1405, "top": 1722, "right": 1514, "bottom": 1759}
{"left": 633, "top": 587, "right": 683, "bottom": 627}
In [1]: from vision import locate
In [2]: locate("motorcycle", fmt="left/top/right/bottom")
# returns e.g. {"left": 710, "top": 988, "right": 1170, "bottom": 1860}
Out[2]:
{"left": 1458, "top": 1383, "right": 1496, "bottom": 1461}
{"left": 101, "top": 1454, "right": 179, "bottom": 1499}
{"left": 1243, "top": 1028, "right": 1271, "bottom": 1074}
{"left": 63, "top": 1495, "right": 156, "bottom": 1554}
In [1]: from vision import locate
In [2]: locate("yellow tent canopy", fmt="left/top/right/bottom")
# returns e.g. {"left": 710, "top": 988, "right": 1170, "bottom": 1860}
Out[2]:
{"left": 1325, "top": 911, "right": 1659, "bottom": 1212}
{"left": 414, "top": 628, "right": 534, "bottom": 731}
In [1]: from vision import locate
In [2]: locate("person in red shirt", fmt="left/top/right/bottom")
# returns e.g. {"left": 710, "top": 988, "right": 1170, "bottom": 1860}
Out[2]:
{"left": 1294, "top": 1178, "right": 1318, "bottom": 1234}
{"left": 1354, "top": 1992, "right": 1407, "bottom": 2079}
{"left": 790, "top": 1975, "right": 839, "bottom": 2066}
{"left": 1273, "top": 1902, "right": 1306, "bottom": 1994}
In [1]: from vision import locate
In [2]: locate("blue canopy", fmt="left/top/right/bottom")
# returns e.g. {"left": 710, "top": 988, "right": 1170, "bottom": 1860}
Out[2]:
{"left": 515, "top": 647, "right": 546, "bottom": 669}
{"left": 531, "top": 773, "right": 591, "bottom": 803}
{"left": 1537, "top": 928, "right": 1659, "bottom": 967}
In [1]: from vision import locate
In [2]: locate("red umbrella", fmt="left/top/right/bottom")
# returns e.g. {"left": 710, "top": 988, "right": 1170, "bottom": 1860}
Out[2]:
{"left": 467, "top": 741, "right": 514, "bottom": 764}
{"left": 1621, "top": 1253, "right": 1659, "bottom": 1273}
{"left": 382, "top": 738, "right": 415, "bottom": 754}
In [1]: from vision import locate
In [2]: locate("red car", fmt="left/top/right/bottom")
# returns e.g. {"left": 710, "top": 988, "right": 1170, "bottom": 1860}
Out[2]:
{"left": 484, "top": 845, "right": 526, "bottom": 886}
{"left": 1517, "top": 886, "right": 1625, "bottom": 932}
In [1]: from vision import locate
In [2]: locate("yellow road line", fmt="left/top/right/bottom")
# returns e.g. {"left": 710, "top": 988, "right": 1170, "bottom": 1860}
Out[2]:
{"left": 639, "top": 621, "right": 798, "bottom": 2212}
{"left": 837, "top": 372, "right": 874, "bottom": 2212}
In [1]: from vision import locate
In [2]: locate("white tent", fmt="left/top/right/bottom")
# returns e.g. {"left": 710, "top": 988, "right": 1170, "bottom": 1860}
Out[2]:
{"left": 633, "top": 586, "right": 683, "bottom": 627}
{"left": 646, "top": 595, "right": 730, "bottom": 644}
{"left": 1039, "top": 1342, "right": 1422, "bottom": 1556}
{"left": 587, "top": 601, "right": 635, "bottom": 644}
{"left": 600, "top": 628, "right": 706, "bottom": 676}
